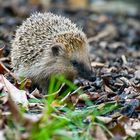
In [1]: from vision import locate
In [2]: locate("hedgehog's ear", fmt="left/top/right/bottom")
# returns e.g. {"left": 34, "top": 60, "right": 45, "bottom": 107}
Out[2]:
{"left": 51, "top": 44, "right": 64, "bottom": 56}
{"left": 51, "top": 45, "right": 59, "bottom": 56}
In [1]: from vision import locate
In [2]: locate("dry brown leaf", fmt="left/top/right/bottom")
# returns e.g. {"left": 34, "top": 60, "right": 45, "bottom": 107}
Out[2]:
{"left": 132, "top": 84, "right": 140, "bottom": 92}
{"left": 0, "top": 62, "right": 18, "bottom": 80}
{"left": 95, "top": 125, "right": 108, "bottom": 140}
{"left": 0, "top": 75, "right": 28, "bottom": 108}
{"left": 109, "top": 123, "right": 126, "bottom": 137}
{"left": 118, "top": 116, "right": 129, "bottom": 125}
{"left": 70, "top": 94, "right": 79, "bottom": 104}
{"left": 31, "top": 88, "right": 43, "bottom": 98}
{"left": 88, "top": 92, "right": 100, "bottom": 100}
{"left": 23, "top": 78, "right": 32, "bottom": 89}
{"left": 96, "top": 116, "right": 112, "bottom": 124}
{"left": 16, "top": 78, "right": 32, "bottom": 89}
{"left": 104, "top": 85, "right": 114, "bottom": 93}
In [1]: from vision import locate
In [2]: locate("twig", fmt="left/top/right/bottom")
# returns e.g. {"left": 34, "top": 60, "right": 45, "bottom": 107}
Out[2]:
{"left": 71, "top": 86, "right": 82, "bottom": 95}
{"left": 0, "top": 61, "right": 19, "bottom": 80}
{"left": 0, "top": 57, "right": 10, "bottom": 62}
{"left": 60, "top": 86, "right": 82, "bottom": 103}
{"left": 121, "top": 55, "right": 127, "bottom": 64}
{"left": 60, "top": 92, "right": 71, "bottom": 103}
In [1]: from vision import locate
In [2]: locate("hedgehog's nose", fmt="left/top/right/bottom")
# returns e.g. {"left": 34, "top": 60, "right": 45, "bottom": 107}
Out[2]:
{"left": 79, "top": 70, "right": 96, "bottom": 82}
{"left": 88, "top": 74, "right": 96, "bottom": 82}
{"left": 77, "top": 64, "right": 96, "bottom": 82}
{"left": 70, "top": 59, "right": 96, "bottom": 82}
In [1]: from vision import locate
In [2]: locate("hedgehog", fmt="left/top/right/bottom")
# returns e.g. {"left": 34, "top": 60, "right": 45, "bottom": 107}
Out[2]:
{"left": 11, "top": 12, "right": 94, "bottom": 93}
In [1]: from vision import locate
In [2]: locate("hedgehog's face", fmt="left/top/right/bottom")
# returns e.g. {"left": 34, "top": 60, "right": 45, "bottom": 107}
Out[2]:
{"left": 50, "top": 43, "right": 77, "bottom": 80}
{"left": 69, "top": 50, "right": 95, "bottom": 82}
{"left": 51, "top": 43, "right": 95, "bottom": 82}
{"left": 70, "top": 59, "right": 95, "bottom": 81}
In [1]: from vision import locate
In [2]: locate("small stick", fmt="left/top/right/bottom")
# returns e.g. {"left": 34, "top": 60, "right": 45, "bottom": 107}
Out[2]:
{"left": 0, "top": 61, "right": 19, "bottom": 80}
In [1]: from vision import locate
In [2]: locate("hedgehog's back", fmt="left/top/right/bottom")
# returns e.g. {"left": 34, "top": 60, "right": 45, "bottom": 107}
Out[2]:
{"left": 11, "top": 12, "right": 86, "bottom": 77}
{"left": 17, "top": 12, "right": 80, "bottom": 38}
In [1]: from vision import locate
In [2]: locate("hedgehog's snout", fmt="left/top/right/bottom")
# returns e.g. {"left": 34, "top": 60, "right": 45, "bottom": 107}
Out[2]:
{"left": 70, "top": 60, "right": 96, "bottom": 82}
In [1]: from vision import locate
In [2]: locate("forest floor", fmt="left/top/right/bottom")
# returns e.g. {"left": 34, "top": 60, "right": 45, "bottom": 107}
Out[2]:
{"left": 0, "top": 1, "right": 140, "bottom": 140}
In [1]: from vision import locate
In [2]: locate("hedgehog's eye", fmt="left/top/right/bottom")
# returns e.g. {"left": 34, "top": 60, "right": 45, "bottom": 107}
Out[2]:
{"left": 51, "top": 45, "right": 61, "bottom": 56}
{"left": 70, "top": 60, "right": 78, "bottom": 67}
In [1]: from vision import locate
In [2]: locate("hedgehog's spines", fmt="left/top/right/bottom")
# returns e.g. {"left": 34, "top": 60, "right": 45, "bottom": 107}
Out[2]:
{"left": 11, "top": 12, "right": 91, "bottom": 92}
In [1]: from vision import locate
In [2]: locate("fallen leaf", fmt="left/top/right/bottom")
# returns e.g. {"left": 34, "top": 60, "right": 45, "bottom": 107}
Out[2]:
{"left": 0, "top": 75, "right": 28, "bottom": 108}
{"left": 23, "top": 113, "right": 42, "bottom": 122}
{"left": 104, "top": 85, "right": 114, "bottom": 93}
{"left": 109, "top": 123, "right": 126, "bottom": 137}
{"left": 96, "top": 116, "right": 112, "bottom": 124}
{"left": 118, "top": 115, "right": 129, "bottom": 126}
{"left": 31, "top": 88, "right": 43, "bottom": 98}
{"left": 125, "top": 129, "right": 136, "bottom": 137}
{"left": 0, "top": 62, "right": 18, "bottom": 80}
{"left": 132, "top": 122, "right": 140, "bottom": 130}
{"left": 78, "top": 94, "right": 89, "bottom": 100}
{"left": 95, "top": 125, "right": 108, "bottom": 140}
{"left": 88, "top": 92, "right": 100, "bottom": 100}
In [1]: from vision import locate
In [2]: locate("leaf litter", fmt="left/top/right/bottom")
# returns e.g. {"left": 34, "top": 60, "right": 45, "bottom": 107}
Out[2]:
{"left": 0, "top": 0, "right": 140, "bottom": 139}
